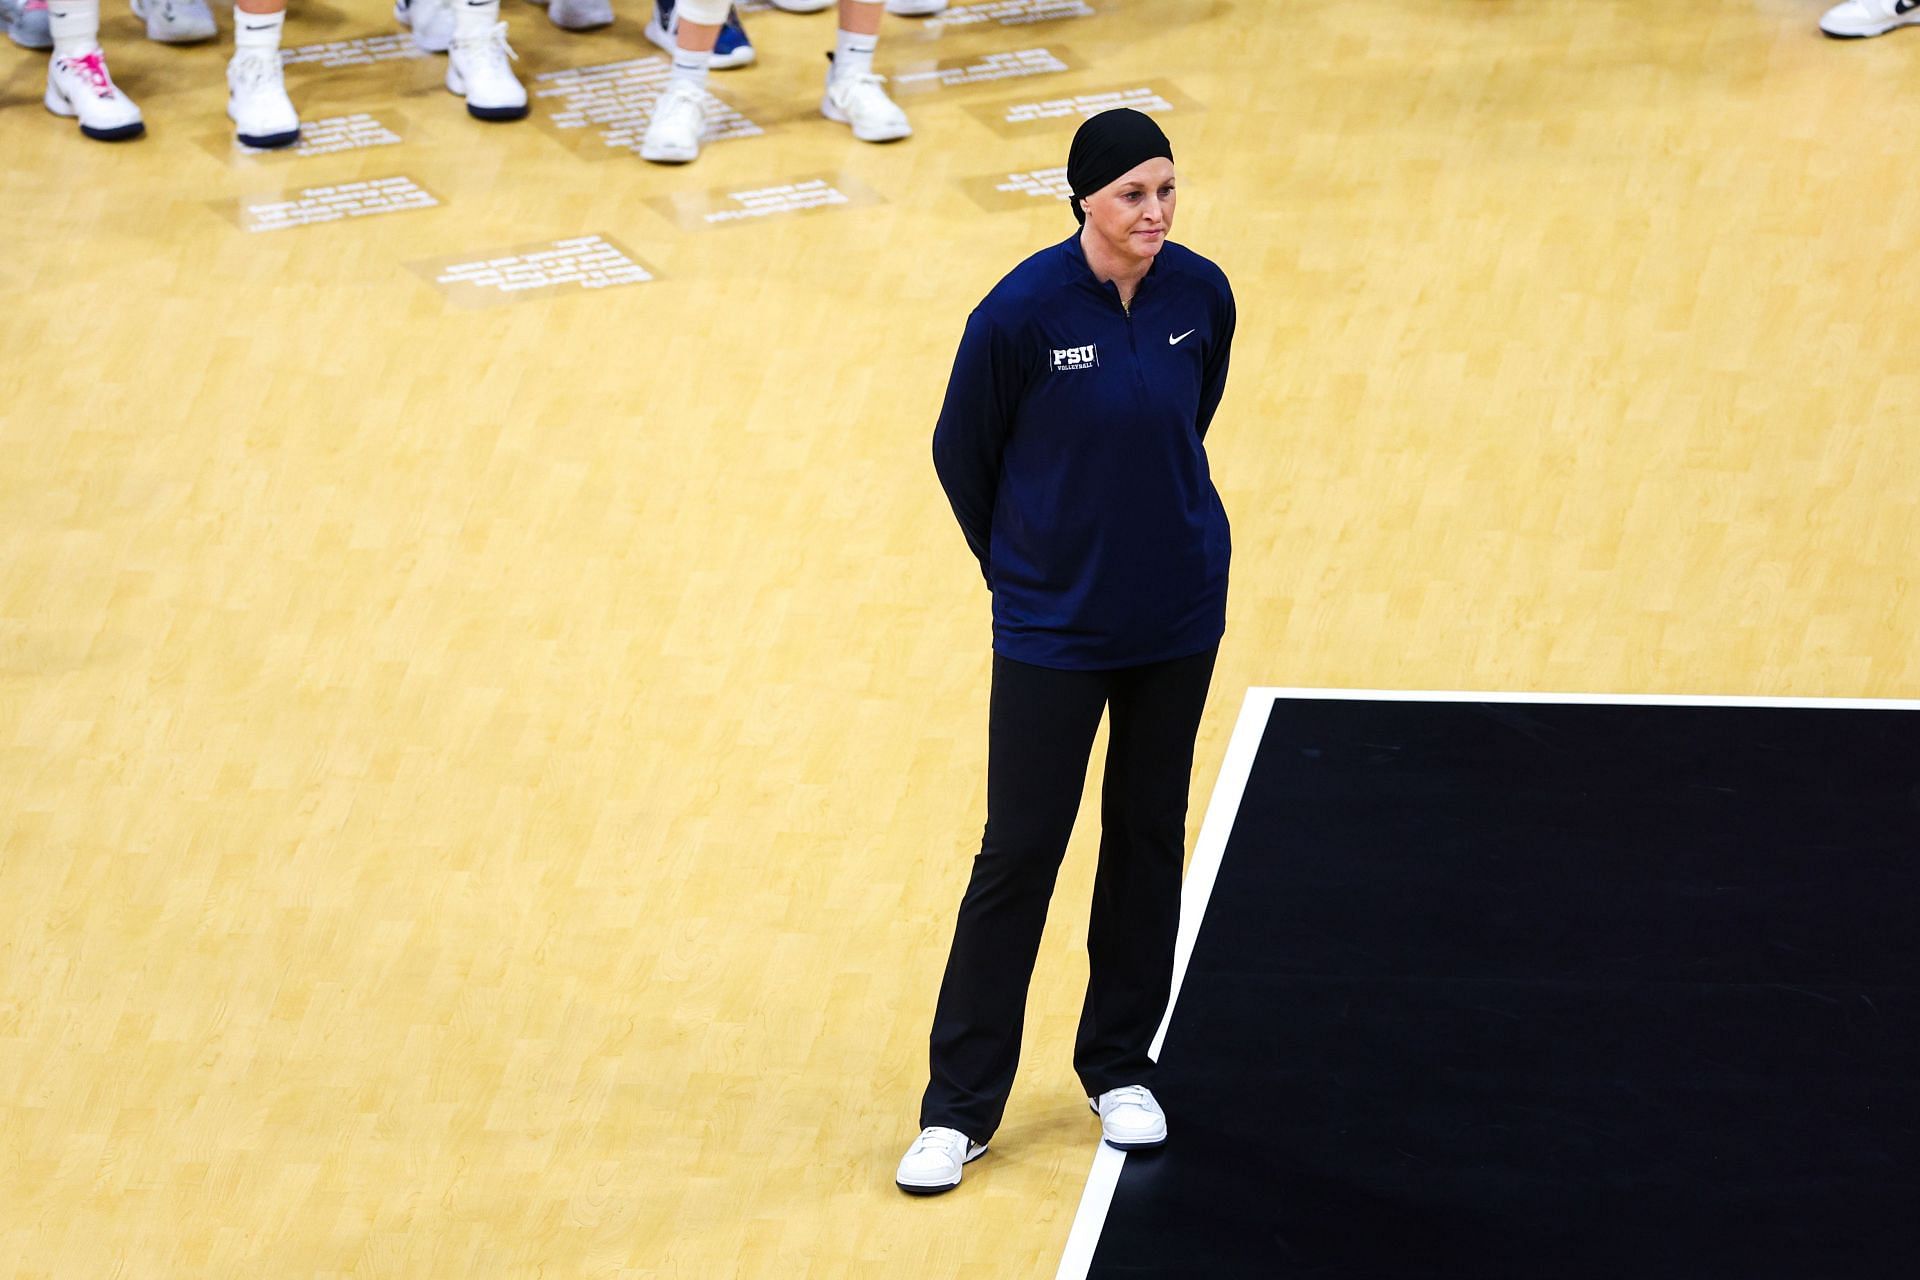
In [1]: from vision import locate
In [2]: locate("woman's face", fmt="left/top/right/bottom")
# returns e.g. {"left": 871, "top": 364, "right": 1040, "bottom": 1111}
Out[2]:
{"left": 1081, "top": 157, "right": 1177, "bottom": 264}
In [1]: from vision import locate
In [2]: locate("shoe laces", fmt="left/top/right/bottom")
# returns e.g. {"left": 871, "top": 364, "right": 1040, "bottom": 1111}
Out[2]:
{"left": 653, "top": 78, "right": 707, "bottom": 120}
{"left": 454, "top": 19, "right": 516, "bottom": 60}
{"left": 908, "top": 1126, "right": 970, "bottom": 1158}
{"left": 1100, "top": 1085, "right": 1153, "bottom": 1113}
{"left": 60, "top": 49, "right": 117, "bottom": 100}
{"left": 228, "top": 48, "right": 283, "bottom": 91}
{"left": 832, "top": 71, "right": 896, "bottom": 112}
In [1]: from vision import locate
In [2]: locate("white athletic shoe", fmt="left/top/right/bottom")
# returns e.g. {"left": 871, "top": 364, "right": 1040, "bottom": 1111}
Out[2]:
{"left": 821, "top": 64, "right": 911, "bottom": 143}
{"left": 8, "top": 0, "right": 51, "bottom": 50}
{"left": 45, "top": 46, "right": 144, "bottom": 140}
{"left": 885, "top": 0, "right": 947, "bottom": 14}
{"left": 228, "top": 47, "right": 300, "bottom": 148}
{"left": 547, "top": 0, "right": 611, "bottom": 28}
{"left": 395, "top": 0, "right": 454, "bottom": 53}
{"left": 448, "top": 19, "right": 528, "bottom": 120}
{"left": 640, "top": 76, "right": 706, "bottom": 162}
{"left": 769, "top": 0, "right": 833, "bottom": 10}
{"left": 130, "top": 0, "right": 216, "bottom": 43}
{"left": 1819, "top": 0, "right": 1920, "bottom": 38}
{"left": 894, "top": 1126, "right": 986, "bottom": 1195}
{"left": 1089, "top": 1085, "right": 1168, "bottom": 1151}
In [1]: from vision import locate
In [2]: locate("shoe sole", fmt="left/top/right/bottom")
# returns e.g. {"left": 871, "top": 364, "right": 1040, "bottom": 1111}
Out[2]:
{"left": 1820, "top": 15, "right": 1920, "bottom": 37}
{"left": 466, "top": 102, "right": 530, "bottom": 121}
{"left": 145, "top": 25, "right": 216, "bottom": 42}
{"left": 639, "top": 129, "right": 701, "bottom": 162}
{"left": 548, "top": 8, "right": 613, "bottom": 29}
{"left": 447, "top": 65, "right": 530, "bottom": 121}
{"left": 819, "top": 96, "right": 911, "bottom": 143}
{"left": 79, "top": 120, "right": 146, "bottom": 141}
{"left": 895, "top": 1141, "right": 987, "bottom": 1194}
{"left": 895, "top": 1176, "right": 961, "bottom": 1195}
{"left": 1102, "top": 1134, "right": 1168, "bottom": 1152}
{"left": 238, "top": 127, "right": 301, "bottom": 148}
{"left": 45, "top": 87, "right": 145, "bottom": 141}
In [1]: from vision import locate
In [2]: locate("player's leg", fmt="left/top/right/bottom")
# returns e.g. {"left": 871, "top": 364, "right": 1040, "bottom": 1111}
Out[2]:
{"left": 228, "top": 0, "right": 299, "bottom": 150}
{"left": 446, "top": 0, "right": 529, "bottom": 121}
{"left": 820, "top": 0, "right": 910, "bottom": 143}
{"left": 639, "top": 0, "right": 727, "bottom": 162}
{"left": 1073, "top": 645, "right": 1218, "bottom": 1146}
{"left": 913, "top": 658, "right": 1111, "bottom": 1164}
{"left": 646, "top": 0, "right": 754, "bottom": 69}
{"left": 42, "top": 0, "right": 143, "bottom": 141}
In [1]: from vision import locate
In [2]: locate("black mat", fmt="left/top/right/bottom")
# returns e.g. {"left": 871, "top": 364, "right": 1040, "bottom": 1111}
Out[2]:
{"left": 1088, "top": 699, "right": 1920, "bottom": 1279}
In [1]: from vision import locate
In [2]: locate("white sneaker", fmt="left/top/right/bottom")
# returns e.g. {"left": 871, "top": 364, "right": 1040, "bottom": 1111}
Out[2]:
{"left": 45, "top": 46, "right": 144, "bottom": 141}
{"left": 894, "top": 1126, "right": 985, "bottom": 1195}
{"left": 548, "top": 0, "right": 611, "bottom": 28}
{"left": 228, "top": 47, "right": 300, "bottom": 148}
{"left": 640, "top": 76, "right": 706, "bottom": 163}
{"left": 448, "top": 19, "right": 528, "bottom": 120}
{"left": 769, "top": 0, "right": 833, "bottom": 10}
{"left": 821, "top": 64, "right": 910, "bottom": 143}
{"left": 1820, "top": 0, "right": 1920, "bottom": 38}
{"left": 1089, "top": 1085, "right": 1167, "bottom": 1151}
{"left": 395, "top": 0, "right": 454, "bottom": 53}
{"left": 885, "top": 0, "right": 947, "bottom": 14}
{"left": 9, "top": 0, "right": 52, "bottom": 50}
{"left": 130, "top": 0, "right": 216, "bottom": 43}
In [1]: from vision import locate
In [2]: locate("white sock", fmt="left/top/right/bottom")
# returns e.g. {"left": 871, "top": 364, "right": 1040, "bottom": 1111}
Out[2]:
{"left": 832, "top": 28, "right": 877, "bottom": 80}
{"left": 233, "top": 7, "right": 285, "bottom": 51}
{"left": 453, "top": 0, "right": 498, "bottom": 39}
{"left": 669, "top": 48, "right": 710, "bottom": 91}
{"left": 47, "top": 0, "right": 99, "bottom": 58}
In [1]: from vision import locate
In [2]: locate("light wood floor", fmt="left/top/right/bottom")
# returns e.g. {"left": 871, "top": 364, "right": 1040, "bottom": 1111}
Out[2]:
{"left": 4, "top": 0, "right": 1918, "bottom": 1274}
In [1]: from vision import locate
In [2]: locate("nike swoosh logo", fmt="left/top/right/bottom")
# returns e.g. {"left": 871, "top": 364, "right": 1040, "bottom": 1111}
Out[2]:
{"left": 1169, "top": 329, "right": 1195, "bottom": 345}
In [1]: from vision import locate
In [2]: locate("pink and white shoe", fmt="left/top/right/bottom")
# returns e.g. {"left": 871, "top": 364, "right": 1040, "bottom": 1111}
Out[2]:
{"left": 45, "top": 47, "right": 145, "bottom": 141}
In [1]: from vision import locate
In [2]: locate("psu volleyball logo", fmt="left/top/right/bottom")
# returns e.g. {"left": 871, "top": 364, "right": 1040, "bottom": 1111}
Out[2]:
{"left": 1051, "top": 343, "right": 1100, "bottom": 372}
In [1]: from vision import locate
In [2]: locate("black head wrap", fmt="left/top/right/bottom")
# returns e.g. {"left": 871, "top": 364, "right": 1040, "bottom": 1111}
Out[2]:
{"left": 1066, "top": 108, "right": 1174, "bottom": 225}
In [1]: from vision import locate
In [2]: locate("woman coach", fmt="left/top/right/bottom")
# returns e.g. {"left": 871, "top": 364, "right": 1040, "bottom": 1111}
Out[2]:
{"left": 898, "top": 109, "right": 1237, "bottom": 1195}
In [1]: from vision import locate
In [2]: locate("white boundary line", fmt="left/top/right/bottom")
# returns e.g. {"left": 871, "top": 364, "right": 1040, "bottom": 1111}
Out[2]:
{"left": 1249, "top": 686, "right": 1920, "bottom": 711}
{"left": 1055, "top": 687, "right": 1277, "bottom": 1280}
{"left": 1053, "top": 684, "right": 1920, "bottom": 1279}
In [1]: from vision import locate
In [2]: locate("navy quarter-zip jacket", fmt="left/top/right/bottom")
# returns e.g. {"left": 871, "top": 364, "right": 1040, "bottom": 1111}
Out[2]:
{"left": 932, "top": 233, "right": 1235, "bottom": 670}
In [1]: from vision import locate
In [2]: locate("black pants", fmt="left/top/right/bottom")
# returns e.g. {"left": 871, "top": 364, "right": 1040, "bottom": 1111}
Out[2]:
{"left": 919, "top": 645, "right": 1219, "bottom": 1144}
